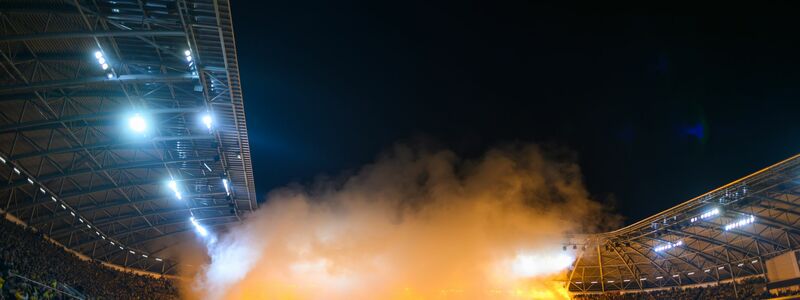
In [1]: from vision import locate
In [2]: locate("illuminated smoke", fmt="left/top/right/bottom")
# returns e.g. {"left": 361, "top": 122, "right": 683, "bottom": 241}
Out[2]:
{"left": 183, "top": 144, "right": 615, "bottom": 299}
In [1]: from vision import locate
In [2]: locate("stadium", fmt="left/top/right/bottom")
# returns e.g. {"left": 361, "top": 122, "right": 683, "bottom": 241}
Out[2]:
{"left": 1, "top": 1, "right": 800, "bottom": 299}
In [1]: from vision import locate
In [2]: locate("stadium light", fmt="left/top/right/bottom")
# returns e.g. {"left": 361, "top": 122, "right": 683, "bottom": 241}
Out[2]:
{"left": 0, "top": 155, "right": 6, "bottom": 163}
{"left": 26, "top": 178, "right": 34, "bottom": 184}
{"left": 202, "top": 113, "right": 213, "bottom": 130}
{"left": 190, "top": 216, "right": 209, "bottom": 237}
{"left": 128, "top": 113, "right": 147, "bottom": 133}
{"left": 640, "top": 278, "right": 647, "bottom": 281}
{"left": 184, "top": 50, "right": 193, "bottom": 64}
{"left": 51, "top": 196, "right": 57, "bottom": 202}
{"left": 656, "top": 276, "right": 663, "bottom": 279}
{"left": 691, "top": 208, "right": 720, "bottom": 223}
{"left": 94, "top": 51, "right": 103, "bottom": 59}
{"left": 222, "top": 178, "right": 230, "bottom": 196}
{"left": 155, "top": 258, "right": 163, "bottom": 262}
{"left": 724, "top": 215, "right": 755, "bottom": 231}
{"left": 654, "top": 240, "right": 682, "bottom": 252}
{"left": 13, "top": 167, "right": 20, "bottom": 174}
{"left": 168, "top": 180, "right": 182, "bottom": 199}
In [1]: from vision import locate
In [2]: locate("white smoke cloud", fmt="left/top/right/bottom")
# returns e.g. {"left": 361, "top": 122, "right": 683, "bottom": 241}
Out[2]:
{"left": 183, "top": 143, "right": 615, "bottom": 299}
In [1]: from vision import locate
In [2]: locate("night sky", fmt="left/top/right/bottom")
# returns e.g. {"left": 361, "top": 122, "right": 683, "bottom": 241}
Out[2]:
{"left": 230, "top": 2, "right": 800, "bottom": 225}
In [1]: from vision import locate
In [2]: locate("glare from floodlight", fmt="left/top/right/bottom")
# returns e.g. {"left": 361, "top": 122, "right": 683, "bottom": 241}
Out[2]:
{"left": 654, "top": 240, "right": 682, "bottom": 252}
{"left": 128, "top": 113, "right": 147, "bottom": 133}
{"left": 724, "top": 215, "right": 755, "bottom": 231}
{"left": 101, "top": 63, "right": 109, "bottom": 70}
{"left": 106, "top": 73, "right": 114, "bottom": 79}
{"left": 168, "top": 180, "right": 182, "bottom": 199}
{"left": 186, "top": 55, "right": 193, "bottom": 62}
{"left": 98, "top": 57, "right": 106, "bottom": 64}
{"left": 202, "top": 114, "right": 213, "bottom": 129}
{"left": 190, "top": 216, "right": 209, "bottom": 237}
{"left": 222, "top": 178, "right": 230, "bottom": 195}
{"left": 95, "top": 51, "right": 103, "bottom": 59}
{"left": 184, "top": 50, "right": 191, "bottom": 56}
{"left": 691, "top": 208, "right": 721, "bottom": 223}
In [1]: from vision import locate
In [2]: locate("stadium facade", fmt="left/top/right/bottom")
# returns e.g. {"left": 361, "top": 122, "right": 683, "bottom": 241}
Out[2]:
{"left": 567, "top": 154, "right": 800, "bottom": 294}
{"left": 0, "top": 0, "right": 255, "bottom": 275}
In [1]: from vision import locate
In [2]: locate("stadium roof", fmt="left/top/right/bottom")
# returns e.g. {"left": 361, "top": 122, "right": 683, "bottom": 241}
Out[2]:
{"left": 0, "top": 0, "right": 255, "bottom": 274}
{"left": 567, "top": 153, "right": 800, "bottom": 293}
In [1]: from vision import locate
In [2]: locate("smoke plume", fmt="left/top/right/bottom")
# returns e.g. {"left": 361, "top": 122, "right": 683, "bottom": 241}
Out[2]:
{"left": 184, "top": 144, "right": 615, "bottom": 299}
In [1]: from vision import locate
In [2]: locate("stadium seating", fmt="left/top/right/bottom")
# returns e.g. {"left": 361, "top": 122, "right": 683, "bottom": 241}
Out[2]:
{"left": 573, "top": 277, "right": 800, "bottom": 300}
{"left": 0, "top": 216, "right": 178, "bottom": 299}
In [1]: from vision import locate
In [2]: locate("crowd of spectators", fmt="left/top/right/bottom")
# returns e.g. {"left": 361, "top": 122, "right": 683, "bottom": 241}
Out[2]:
{"left": 573, "top": 277, "right": 800, "bottom": 300}
{"left": 0, "top": 216, "right": 178, "bottom": 299}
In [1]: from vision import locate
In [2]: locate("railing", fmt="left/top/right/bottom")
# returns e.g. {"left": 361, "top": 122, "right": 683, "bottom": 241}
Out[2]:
{"left": 6, "top": 272, "right": 85, "bottom": 300}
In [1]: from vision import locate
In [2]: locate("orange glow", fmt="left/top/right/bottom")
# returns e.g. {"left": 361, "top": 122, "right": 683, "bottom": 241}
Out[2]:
{"left": 182, "top": 145, "right": 611, "bottom": 300}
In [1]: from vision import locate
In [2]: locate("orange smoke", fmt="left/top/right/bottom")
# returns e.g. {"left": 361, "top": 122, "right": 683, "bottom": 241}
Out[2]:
{"left": 183, "top": 144, "right": 614, "bottom": 299}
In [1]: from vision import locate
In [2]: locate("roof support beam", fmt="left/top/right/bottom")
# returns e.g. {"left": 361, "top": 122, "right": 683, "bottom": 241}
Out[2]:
{"left": 0, "top": 107, "right": 202, "bottom": 133}
{"left": 9, "top": 135, "right": 216, "bottom": 161}
{"left": 0, "top": 74, "right": 197, "bottom": 95}
{"left": 0, "top": 30, "right": 184, "bottom": 43}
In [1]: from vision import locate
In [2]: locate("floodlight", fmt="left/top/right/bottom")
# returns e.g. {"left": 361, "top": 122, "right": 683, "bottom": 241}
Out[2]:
{"left": 202, "top": 114, "right": 213, "bottom": 129}
{"left": 184, "top": 50, "right": 191, "bottom": 56}
{"left": 222, "top": 178, "right": 230, "bottom": 195}
{"left": 106, "top": 73, "right": 114, "bottom": 79}
{"left": 168, "top": 180, "right": 182, "bottom": 199}
{"left": 128, "top": 113, "right": 147, "bottom": 133}
{"left": 94, "top": 51, "right": 103, "bottom": 59}
{"left": 190, "top": 216, "right": 209, "bottom": 237}
{"left": 155, "top": 258, "right": 163, "bottom": 262}
{"left": 101, "top": 63, "right": 109, "bottom": 70}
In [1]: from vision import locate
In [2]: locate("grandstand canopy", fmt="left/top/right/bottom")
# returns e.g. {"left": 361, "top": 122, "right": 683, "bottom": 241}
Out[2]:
{"left": 567, "top": 154, "right": 800, "bottom": 293}
{"left": 0, "top": 0, "right": 255, "bottom": 274}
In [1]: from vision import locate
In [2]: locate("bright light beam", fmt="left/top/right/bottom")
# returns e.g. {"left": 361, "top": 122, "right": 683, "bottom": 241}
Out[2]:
{"left": 191, "top": 216, "right": 209, "bottom": 237}
{"left": 202, "top": 114, "right": 213, "bottom": 130}
{"left": 168, "top": 180, "right": 182, "bottom": 199}
{"left": 222, "top": 178, "right": 230, "bottom": 196}
{"left": 128, "top": 113, "right": 147, "bottom": 133}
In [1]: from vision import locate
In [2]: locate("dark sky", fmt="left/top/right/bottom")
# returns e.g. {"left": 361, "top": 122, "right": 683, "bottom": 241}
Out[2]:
{"left": 230, "top": 2, "right": 800, "bottom": 225}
